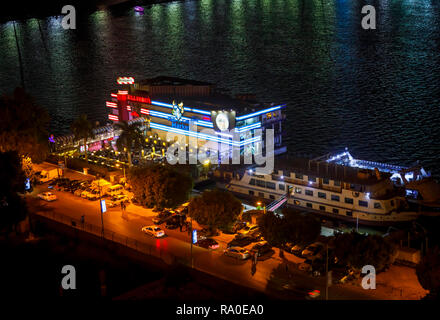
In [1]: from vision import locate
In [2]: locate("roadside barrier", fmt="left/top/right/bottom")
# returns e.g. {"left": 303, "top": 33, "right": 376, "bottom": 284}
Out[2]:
{"left": 34, "top": 210, "right": 186, "bottom": 266}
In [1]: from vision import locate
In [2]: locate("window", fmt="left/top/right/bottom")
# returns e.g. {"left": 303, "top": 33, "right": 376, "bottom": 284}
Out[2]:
{"left": 249, "top": 179, "right": 256, "bottom": 185}
{"left": 269, "top": 195, "right": 275, "bottom": 200}
{"left": 334, "top": 180, "right": 341, "bottom": 186}
{"left": 306, "top": 203, "right": 313, "bottom": 208}
{"left": 249, "top": 190, "right": 254, "bottom": 196}
{"left": 279, "top": 184, "right": 285, "bottom": 190}
{"left": 295, "top": 173, "right": 303, "bottom": 180}
{"left": 256, "top": 180, "right": 266, "bottom": 188}
{"left": 305, "top": 190, "right": 313, "bottom": 196}
{"left": 359, "top": 200, "right": 368, "bottom": 207}
{"left": 294, "top": 187, "right": 302, "bottom": 194}
{"left": 350, "top": 184, "right": 355, "bottom": 189}
{"left": 318, "top": 192, "right": 326, "bottom": 199}
{"left": 308, "top": 176, "right": 316, "bottom": 182}
{"left": 258, "top": 192, "right": 265, "bottom": 198}
{"left": 323, "top": 178, "right": 329, "bottom": 185}
{"left": 332, "top": 208, "right": 339, "bottom": 214}
{"left": 346, "top": 211, "right": 353, "bottom": 217}
{"left": 266, "top": 182, "right": 276, "bottom": 190}
{"left": 319, "top": 205, "right": 326, "bottom": 211}
{"left": 345, "top": 197, "right": 353, "bottom": 204}
{"left": 374, "top": 202, "right": 382, "bottom": 209}
{"left": 331, "top": 195, "right": 340, "bottom": 202}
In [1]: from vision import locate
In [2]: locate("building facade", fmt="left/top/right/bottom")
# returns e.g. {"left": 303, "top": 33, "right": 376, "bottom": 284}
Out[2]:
{"left": 107, "top": 76, "right": 287, "bottom": 161}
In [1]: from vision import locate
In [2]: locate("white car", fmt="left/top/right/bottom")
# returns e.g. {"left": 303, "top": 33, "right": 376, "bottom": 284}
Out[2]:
{"left": 224, "top": 246, "right": 250, "bottom": 260}
{"left": 237, "top": 224, "right": 259, "bottom": 237}
{"left": 141, "top": 225, "right": 165, "bottom": 238}
{"left": 38, "top": 192, "right": 57, "bottom": 201}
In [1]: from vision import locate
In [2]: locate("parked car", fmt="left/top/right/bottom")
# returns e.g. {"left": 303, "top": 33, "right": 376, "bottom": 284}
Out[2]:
{"left": 291, "top": 243, "right": 307, "bottom": 256}
{"left": 74, "top": 188, "right": 85, "bottom": 197}
{"left": 108, "top": 194, "right": 130, "bottom": 207}
{"left": 306, "top": 289, "right": 321, "bottom": 300}
{"left": 301, "top": 242, "right": 325, "bottom": 258}
{"left": 250, "top": 241, "right": 273, "bottom": 257}
{"left": 87, "top": 188, "right": 101, "bottom": 201}
{"left": 196, "top": 238, "right": 219, "bottom": 250}
{"left": 232, "top": 221, "right": 248, "bottom": 233}
{"left": 198, "top": 227, "right": 220, "bottom": 240}
{"left": 224, "top": 246, "right": 250, "bottom": 260}
{"left": 237, "top": 224, "right": 260, "bottom": 237}
{"left": 141, "top": 225, "right": 165, "bottom": 238}
{"left": 227, "top": 235, "right": 255, "bottom": 248}
{"left": 152, "top": 210, "right": 174, "bottom": 224}
{"left": 37, "top": 192, "right": 57, "bottom": 201}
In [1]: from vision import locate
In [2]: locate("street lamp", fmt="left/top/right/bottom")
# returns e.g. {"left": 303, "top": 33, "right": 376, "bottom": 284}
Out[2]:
{"left": 256, "top": 201, "right": 266, "bottom": 214}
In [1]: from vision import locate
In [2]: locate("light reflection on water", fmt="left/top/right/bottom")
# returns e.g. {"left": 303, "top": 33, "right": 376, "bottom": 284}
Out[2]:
{"left": 0, "top": 0, "right": 439, "bottom": 176}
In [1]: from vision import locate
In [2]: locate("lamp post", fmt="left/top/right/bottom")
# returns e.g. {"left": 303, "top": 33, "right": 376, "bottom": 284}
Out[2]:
{"left": 256, "top": 201, "right": 266, "bottom": 214}
{"left": 190, "top": 216, "right": 194, "bottom": 268}
{"left": 98, "top": 178, "right": 105, "bottom": 238}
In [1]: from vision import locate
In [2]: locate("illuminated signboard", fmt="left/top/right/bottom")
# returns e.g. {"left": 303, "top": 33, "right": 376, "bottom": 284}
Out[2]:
{"left": 192, "top": 229, "right": 197, "bottom": 244}
{"left": 172, "top": 101, "right": 184, "bottom": 121}
{"left": 128, "top": 95, "right": 151, "bottom": 104}
{"left": 100, "top": 199, "right": 107, "bottom": 213}
{"left": 211, "top": 110, "right": 236, "bottom": 132}
{"left": 117, "top": 77, "right": 134, "bottom": 84}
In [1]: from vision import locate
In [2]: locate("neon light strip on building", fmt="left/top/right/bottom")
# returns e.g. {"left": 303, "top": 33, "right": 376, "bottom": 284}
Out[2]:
{"left": 236, "top": 122, "right": 261, "bottom": 132}
{"left": 151, "top": 101, "right": 212, "bottom": 116}
{"left": 236, "top": 104, "right": 286, "bottom": 121}
{"left": 108, "top": 114, "right": 119, "bottom": 121}
{"left": 149, "top": 122, "right": 261, "bottom": 147}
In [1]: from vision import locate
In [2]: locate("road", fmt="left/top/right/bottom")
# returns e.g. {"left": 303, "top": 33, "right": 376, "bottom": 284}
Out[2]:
{"left": 27, "top": 168, "right": 427, "bottom": 300}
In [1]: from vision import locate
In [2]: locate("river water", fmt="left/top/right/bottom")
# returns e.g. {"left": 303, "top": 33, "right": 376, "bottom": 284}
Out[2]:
{"left": 1, "top": 0, "right": 439, "bottom": 175}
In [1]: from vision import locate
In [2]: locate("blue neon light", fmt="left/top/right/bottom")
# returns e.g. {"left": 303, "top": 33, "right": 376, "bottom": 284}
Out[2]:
{"left": 236, "top": 104, "right": 286, "bottom": 121}
{"left": 151, "top": 101, "right": 212, "bottom": 116}
{"left": 148, "top": 109, "right": 213, "bottom": 128}
{"left": 236, "top": 122, "right": 261, "bottom": 132}
{"left": 149, "top": 122, "right": 261, "bottom": 146}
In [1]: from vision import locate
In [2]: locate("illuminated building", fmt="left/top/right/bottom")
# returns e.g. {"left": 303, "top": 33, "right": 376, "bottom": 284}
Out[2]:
{"left": 107, "top": 76, "right": 287, "bottom": 159}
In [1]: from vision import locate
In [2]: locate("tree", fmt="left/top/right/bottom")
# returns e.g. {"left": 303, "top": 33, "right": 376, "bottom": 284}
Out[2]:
{"left": 256, "top": 208, "right": 321, "bottom": 249}
{"left": 188, "top": 189, "right": 243, "bottom": 232}
{"left": 282, "top": 208, "right": 321, "bottom": 245}
{"left": 0, "top": 151, "right": 28, "bottom": 234}
{"left": 115, "top": 121, "right": 145, "bottom": 167}
{"left": 416, "top": 246, "right": 440, "bottom": 299}
{"left": 128, "top": 164, "right": 193, "bottom": 209}
{"left": 0, "top": 88, "right": 50, "bottom": 163}
{"left": 70, "top": 114, "right": 94, "bottom": 162}
{"left": 257, "top": 211, "right": 287, "bottom": 248}
{"left": 333, "top": 231, "right": 398, "bottom": 272}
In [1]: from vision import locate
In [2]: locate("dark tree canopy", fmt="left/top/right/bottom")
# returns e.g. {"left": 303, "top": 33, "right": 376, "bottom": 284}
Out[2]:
{"left": 282, "top": 208, "right": 321, "bottom": 244}
{"left": 70, "top": 114, "right": 95, "bottom": 162}
{"left": 115, "top": 120, "right": 145, "bottom": 167}
{"left": 257, "top": 211, "right": 287, "bottom": 248}
{"left": 188, "top": 189, "right": 243, "bottom": 232}
{"left": 257, "top": 208, "right": 321, "bottom": 248}
{"left": 128, "top": 164, "right": 193, "bottom": 209}
{"left": 333, "top": 231, "right": 398, "bottom": 271}
{"left": 0, "top": 88, "right": 49, "bottom": 163}
{"left": 0, "top": 151, "right": 27, "bottom": 233}
{"left": 416, "top": 246, "right": 440, "bottom": 298}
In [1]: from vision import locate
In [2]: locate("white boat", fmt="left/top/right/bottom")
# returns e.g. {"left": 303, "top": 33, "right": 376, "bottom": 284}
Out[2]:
{"left": 227, "top": 151, "right": 422, "bottom": 226}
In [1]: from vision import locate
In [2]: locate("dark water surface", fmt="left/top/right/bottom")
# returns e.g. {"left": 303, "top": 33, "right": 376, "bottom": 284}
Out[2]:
{"left": 1, "top": 0, "right": 439, "bottom": 174}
